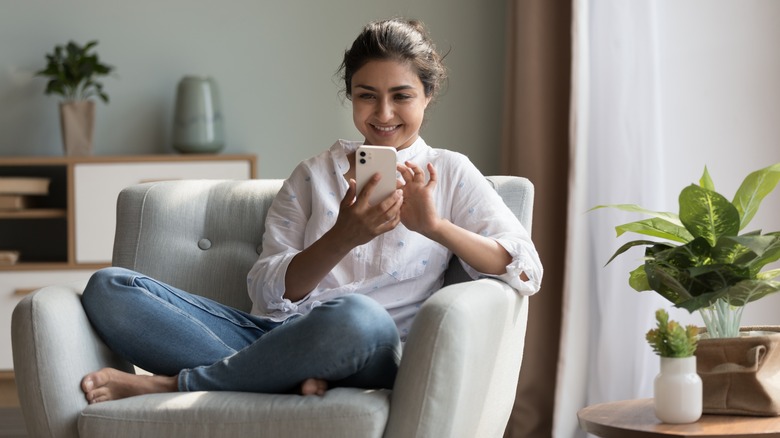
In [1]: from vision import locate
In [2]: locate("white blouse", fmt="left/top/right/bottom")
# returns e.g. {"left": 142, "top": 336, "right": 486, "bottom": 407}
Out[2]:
{"left": 247, "top": 137, "right": 543, "bottom": 338}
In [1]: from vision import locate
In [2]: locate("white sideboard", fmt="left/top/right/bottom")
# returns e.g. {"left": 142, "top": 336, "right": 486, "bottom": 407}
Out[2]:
{"left": 0, "top": 154, "right": 256, "bottom": 370}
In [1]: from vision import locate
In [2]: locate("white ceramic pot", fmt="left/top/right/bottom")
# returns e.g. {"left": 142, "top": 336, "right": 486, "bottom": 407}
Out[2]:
{"left": 654, "top": 356, "right": 703, "bottom": 424}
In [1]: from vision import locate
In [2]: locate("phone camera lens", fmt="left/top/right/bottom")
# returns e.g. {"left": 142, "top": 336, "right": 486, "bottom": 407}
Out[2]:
{"left": 359, "top": 158, "right": 366, "bottom": 164}
{"left": 359, "top": 151, "right": 366, "bottom": 157}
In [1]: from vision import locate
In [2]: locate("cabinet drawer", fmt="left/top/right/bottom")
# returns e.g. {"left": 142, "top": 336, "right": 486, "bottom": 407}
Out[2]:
{"left": 73, "top": 160, "right": 252, "bottom": 264}
{"left": 1, "top": 270, "right": 95, "bottom": 370}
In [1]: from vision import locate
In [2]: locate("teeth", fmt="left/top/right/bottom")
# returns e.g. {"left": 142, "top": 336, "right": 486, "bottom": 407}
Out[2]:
{"left": 373, "top": 125, "right": 397, "bottom": 132}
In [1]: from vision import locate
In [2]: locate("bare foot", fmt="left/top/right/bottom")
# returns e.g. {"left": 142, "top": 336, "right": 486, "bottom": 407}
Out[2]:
{"left": 300, "top": 378, "right": 328, "bottom": 396}
{"left": 81, "top": 368, "right": 178, "bottom": 404}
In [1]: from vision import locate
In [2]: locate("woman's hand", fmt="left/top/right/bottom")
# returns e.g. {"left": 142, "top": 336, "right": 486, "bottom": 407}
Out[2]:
{"left": 398, "top": 161, "right": 513, "bottom": 276}
{"left": 332, "top": 174, "right": 404, "bottom": 248}
{"left": 397, "top": 161, "right": 441, "bottom": 238}
{"left": 283, "top": 175, "right": 402, "bottom": 301}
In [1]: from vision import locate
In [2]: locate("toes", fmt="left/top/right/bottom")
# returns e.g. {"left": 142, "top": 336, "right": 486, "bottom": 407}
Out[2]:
{"left": 85, "top": 387, "right": 107, "bottom": 404}
{"left": 313, "top": 380, "right": 327, "bottom": 396}
{"left": 81, "top": 376, "right": 94, "bottom": 393}
{"left": 300, "top": 378, "right": 328, "bottom": 396}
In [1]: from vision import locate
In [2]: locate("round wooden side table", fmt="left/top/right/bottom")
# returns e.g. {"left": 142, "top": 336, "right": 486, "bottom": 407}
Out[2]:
{"left": 578, "top": 398, "right": 780, "bottom": 437}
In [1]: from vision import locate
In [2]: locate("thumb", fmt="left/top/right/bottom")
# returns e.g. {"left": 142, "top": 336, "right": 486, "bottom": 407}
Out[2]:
{"left": 343, "top": 178, "right": 357, "bottom": 207}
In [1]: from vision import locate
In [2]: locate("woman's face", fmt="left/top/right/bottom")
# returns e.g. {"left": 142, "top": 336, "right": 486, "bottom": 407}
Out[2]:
{"left": 350, "top": 59, "right": 431, "bottom": 150}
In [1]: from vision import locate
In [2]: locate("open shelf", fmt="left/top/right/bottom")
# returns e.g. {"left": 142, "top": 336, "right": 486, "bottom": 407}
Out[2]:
{"left": 0, "top": 154, "right": 258, "bottom": 373}
{"left": 0, "top": 209, "right": 67, "bottom": 219}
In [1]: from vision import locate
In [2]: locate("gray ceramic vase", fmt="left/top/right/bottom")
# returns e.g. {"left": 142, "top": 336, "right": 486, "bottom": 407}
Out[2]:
{"left": 172, "top": 75, "right": 225, "bottom": 153}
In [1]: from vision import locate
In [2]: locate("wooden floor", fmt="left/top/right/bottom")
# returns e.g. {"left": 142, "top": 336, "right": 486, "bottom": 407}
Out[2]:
{"left": 0, "top": 372, "right": 27, "bottom": 437}
{"left": 0, "top": 371, "right": 20, "bottom": 407}
{"left": 0, "top": 408, "right": 26, "bottom": 438}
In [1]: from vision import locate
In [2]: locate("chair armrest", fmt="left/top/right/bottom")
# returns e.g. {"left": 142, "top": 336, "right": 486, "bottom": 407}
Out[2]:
{"left": 384, "top": 278, "right": 529, "bottom": 438}
{"left": 11, "top": 281, "right": 133, "bottom": 438}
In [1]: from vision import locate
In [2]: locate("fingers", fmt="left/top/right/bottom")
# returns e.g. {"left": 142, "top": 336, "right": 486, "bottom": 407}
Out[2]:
{"left": 401, "top": 161, "right": 423, "bottom": 183}
{"left": 375, "top": 194, "right": 403, "bottom": 232}
{"left": 399, "top": 161, "right": 436, "bottom": 186}
{"left": 343, "top": 179, "right": 358, "bottom": 207}
{"left": 427, "top": 162, "right": 437, "bottom": 184}
{"left": 344, "top": 178, "right": 402, "bottom": 231}
{"left": 395, "top": 173, "right": 405, "bottom": 189}
{"left": 355, "top": 172, "right": 382, "bottom": 203}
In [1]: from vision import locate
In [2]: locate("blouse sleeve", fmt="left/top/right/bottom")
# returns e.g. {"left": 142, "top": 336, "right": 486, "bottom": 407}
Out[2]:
{"left": 247, "top": 164, "right": 313, "bottom": 318}
{"left": 446, "top": 154, "right": 543, "bottom": 294}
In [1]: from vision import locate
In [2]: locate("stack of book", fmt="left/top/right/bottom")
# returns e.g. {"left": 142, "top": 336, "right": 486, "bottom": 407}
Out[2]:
{"left": 0, "top": 177, "right": 51, "bottom": 266}
{"left": 0, "top": 176, "right": 50, "bottom": 210}
{"left": 0, "top": 250, "right": 19, "bottom": 265}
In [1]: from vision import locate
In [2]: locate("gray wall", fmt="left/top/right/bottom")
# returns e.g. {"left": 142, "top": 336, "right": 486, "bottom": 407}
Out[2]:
{"left": 0, "top": 1, "right": 507, "bottom": 178}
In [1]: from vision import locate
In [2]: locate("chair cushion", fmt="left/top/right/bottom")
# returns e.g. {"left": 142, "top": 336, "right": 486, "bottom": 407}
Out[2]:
{"left": 78, "top": 388, "right": 390, "bottom": 438}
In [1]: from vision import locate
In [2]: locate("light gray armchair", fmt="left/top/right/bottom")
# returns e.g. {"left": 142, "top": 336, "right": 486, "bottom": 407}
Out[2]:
{"left": 12, "top": 176, "right": 533, "bottom": 438}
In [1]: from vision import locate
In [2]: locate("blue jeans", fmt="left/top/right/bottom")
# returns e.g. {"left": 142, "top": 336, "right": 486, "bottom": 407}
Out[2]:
{"left": 81, "top": 267, "right": 401, "bottom": 393}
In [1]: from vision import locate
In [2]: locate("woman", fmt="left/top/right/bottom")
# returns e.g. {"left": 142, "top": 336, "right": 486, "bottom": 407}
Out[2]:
{"left": 80, "top": 17, "right": 542, "bottom": 404}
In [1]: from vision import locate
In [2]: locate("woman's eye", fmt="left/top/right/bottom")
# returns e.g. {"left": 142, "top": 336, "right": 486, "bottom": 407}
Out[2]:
{"left": 358, "top": 94, "right": 376, "bottom": 100}
{"left": 394, "top": 94, "right": 412, "bottom": 101}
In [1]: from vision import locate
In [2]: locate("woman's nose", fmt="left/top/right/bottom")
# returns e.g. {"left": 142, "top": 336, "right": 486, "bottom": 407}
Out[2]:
{"left": 375, "top": 98, "right": 393, "bottom": 121}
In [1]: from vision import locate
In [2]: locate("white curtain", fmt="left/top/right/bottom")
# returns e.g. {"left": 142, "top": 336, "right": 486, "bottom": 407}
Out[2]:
{"left": 554, "top": 1, "right": 670, "bottom": 436}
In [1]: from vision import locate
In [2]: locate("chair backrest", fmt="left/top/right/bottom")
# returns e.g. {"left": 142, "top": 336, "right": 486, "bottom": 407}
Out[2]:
{"left": 112, "top": 176, "right": 533, "bottom": 311}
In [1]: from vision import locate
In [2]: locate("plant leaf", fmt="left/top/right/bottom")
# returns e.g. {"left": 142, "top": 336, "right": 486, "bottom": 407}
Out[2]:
{"left": 726, "top": 279, "right": 780, "bottom": 306}
{"left": 645, "top": 262, "right": 695, "bottom": 306}
{"left": 83, "top": 40, "right": 98, "bottom": 52}
{"left": 616, "top": 218, "right": 694, "bottom": 243}
{"left": 676, "top": 289, "right": 726, "bottom": 312}
{"left": 744, "top": 236, "right": 780, "bottom": 274}
{"left": 711, "top": 235, "right": 753, "bottom": 264}
{"left": 679, "top": 185, "right": 740, "bottom": 246}
{"left": 605, "top": 239, "right": 661, "bottom": 266}
{"left": 713, "top": 235, "right": 780, "bottom": 275}
{"left": 687, "top": 263, "right": 751, "bottom": 294}
{"left": 758, "top": 268, "right": 780, "bottom": 280}
{"left": 629, "top": 264, "right": 651, "bottom": 291}
{"left": 678, "top": 280, "right": 780, "bottom": 311}
{"left": 732, "top": 163, "right": 780, "bottom": 230}
{"left": 590, "top": 204, "right": 683, "bottom": 226}
{"left": 37, "top": 40, "right": 113, "bottom": 104}
{"left": 699, "top": 166, "right": 715, "bottom": 191}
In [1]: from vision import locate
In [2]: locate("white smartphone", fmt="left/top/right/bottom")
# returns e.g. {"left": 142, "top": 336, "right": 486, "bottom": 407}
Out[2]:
{"left": 355, "top": 145, "right": 397, "bottom": 205}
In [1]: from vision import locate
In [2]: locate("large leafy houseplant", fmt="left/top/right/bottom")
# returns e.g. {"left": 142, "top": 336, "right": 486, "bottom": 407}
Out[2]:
{"left": 595, "top": 163, "right": 780, "bottom": 338}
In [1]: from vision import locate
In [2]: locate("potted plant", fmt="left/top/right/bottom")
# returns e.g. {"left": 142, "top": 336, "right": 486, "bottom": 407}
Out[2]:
{"left": 646, "top": 309, "right": 702, "bottom": 423}
{"left": 594, "top": 163, "right": 780, "bottom": 338}
{"left": 36, "top": 40, "right": 114, "bottom": 156}
{"left": 595, "top": 163, "right": 780, "bottom": 415}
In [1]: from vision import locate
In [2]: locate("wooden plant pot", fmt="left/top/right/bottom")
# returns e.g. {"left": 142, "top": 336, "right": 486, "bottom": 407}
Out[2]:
{"left": 59, "top": 101, "right": 95, "bottom": 156}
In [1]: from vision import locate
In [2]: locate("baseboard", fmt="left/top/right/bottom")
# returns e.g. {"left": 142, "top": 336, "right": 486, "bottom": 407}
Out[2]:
{"left": 0, "top": 407, "right": 27, "bottom": 437}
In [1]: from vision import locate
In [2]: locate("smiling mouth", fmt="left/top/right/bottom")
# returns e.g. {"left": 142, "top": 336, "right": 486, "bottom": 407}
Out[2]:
{"left": 371, "top": 124, "right": 400, "bottom": 133}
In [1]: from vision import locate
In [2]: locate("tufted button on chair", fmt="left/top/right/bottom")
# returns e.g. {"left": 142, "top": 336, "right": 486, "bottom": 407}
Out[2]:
{"left": 12, "top": 176, "right": 533, "bottom": 438}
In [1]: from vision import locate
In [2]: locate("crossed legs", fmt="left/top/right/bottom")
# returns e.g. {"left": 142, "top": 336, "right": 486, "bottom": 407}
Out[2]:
{"left": 80, "top": 267, "right": 401, "bottom": 403}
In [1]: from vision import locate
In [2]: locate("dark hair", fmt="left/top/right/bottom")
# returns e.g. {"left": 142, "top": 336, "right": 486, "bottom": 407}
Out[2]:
{"left": 338, "top": 18, "right": 447, "bottom": 101}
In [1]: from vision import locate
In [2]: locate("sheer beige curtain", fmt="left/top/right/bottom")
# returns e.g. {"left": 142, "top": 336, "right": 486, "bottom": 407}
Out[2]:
{"left": 501, "top": 1, "right": 572, "bottom": 437}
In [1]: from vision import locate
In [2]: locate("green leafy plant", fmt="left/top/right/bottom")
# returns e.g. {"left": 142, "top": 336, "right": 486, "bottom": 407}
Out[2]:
{"left": 594, "top": 163, "right": 780, "bottom": 338}
{"left": 36, "top": 40, "right": 114, "bottom": 103}
{"left": 646, "top": 309, "right": 698, "bottom": 357}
